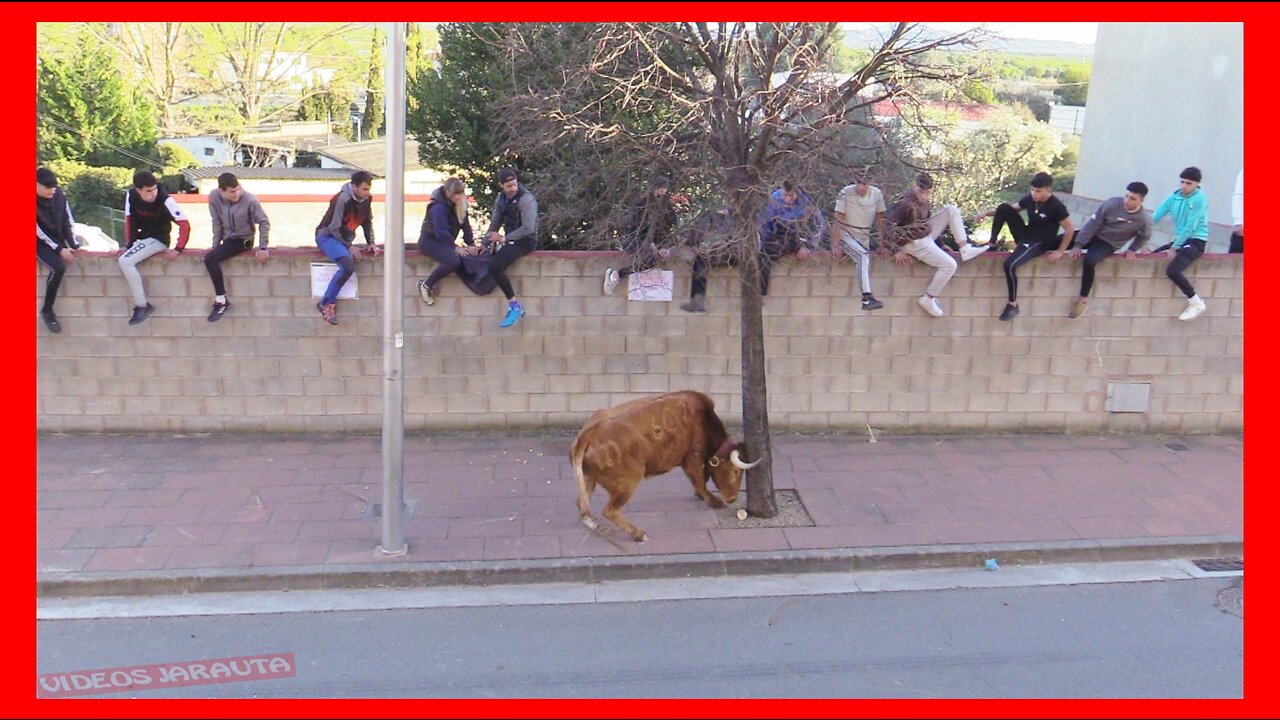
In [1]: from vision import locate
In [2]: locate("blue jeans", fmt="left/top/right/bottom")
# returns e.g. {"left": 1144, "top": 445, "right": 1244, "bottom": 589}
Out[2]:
{"left": 316, "top": 232, "right": 357, "bottom": 305}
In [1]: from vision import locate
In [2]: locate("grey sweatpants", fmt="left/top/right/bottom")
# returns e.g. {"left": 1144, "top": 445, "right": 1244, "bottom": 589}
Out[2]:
{"left": 118, "top": 237, "right": 167, "bottom": 307}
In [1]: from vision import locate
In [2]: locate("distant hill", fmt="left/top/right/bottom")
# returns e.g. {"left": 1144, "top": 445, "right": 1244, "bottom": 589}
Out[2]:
{"left": 844, "top": 25, "right": 1093, "bottom": 58}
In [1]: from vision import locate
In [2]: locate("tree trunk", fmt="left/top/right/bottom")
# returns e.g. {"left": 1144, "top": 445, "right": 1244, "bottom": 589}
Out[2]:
{"left": 730, "top": 183, "right": 777, "bottom": 519}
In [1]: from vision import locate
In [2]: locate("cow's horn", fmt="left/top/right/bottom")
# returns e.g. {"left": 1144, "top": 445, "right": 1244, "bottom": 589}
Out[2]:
{"left": 730, "top": 449, "right": 761, "bottom": 470}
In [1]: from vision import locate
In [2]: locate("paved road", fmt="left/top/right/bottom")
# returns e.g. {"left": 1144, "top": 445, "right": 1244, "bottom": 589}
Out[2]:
{"left": 37, "top": 564, "right": 1243, "bottom": 699}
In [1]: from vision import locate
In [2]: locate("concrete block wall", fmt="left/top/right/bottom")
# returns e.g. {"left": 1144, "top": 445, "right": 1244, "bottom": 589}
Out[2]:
{"left": 36, "top": 247, "right": 1243, "bottom": 434}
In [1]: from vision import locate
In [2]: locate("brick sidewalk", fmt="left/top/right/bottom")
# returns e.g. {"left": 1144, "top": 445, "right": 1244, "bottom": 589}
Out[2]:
{"left": 36, "top": 432, "right": 1243, "bottom": 587}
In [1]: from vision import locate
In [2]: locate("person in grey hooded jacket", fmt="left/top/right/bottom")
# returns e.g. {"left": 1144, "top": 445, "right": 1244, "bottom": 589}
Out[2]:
{"left": 205, "top": 172, "right": 271, "bottom": 322}
{"left": 484, "top": 167, "right": 538, "bottom": 328}
{"left": 314, "top": 170, "right": 381, "bottom": 325}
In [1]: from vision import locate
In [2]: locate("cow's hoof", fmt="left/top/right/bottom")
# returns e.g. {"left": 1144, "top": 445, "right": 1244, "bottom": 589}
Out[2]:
{"left": 707, "top": 497, "right": 726, "bottom": 509}
{"left": 633, "top": 533, "right": 648, "bottom": 543}
{"left": 581, "top": 516, "right": 599, "bottom": 530}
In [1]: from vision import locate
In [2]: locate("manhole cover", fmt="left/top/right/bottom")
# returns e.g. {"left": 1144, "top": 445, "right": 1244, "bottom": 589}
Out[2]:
{"left": 1165, "top": 443, "right": 1190, "bottom": 452}
{"left": 717, "top": 489, "right": 815, "bottom": 529}
{"left": 1192, "top": 558, "right": 1243, "bottom": 572}
{"left": 1217, "top": 583, "right": 1243, "bottom": 618}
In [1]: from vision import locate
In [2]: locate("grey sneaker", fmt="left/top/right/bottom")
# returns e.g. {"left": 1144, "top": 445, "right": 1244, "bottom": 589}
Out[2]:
{"left": 861, "top": 295, "right": 884, "bottom": 311}
{"left": 999, "top": 303, "right": 1020, "bottom": 321}
{"left": 418, "top": 279, "right": 435, "bottom": 305}
{"left": 679, "top": 293, "right": 707, "bottom": 313}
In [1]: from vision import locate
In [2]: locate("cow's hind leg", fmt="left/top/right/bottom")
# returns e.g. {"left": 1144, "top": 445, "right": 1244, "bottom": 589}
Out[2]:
{"left": 577, "top": 474, "right": 599, "bottom": 531}
{"left": 602, "top": 482, "right": 647, "bottom": 542}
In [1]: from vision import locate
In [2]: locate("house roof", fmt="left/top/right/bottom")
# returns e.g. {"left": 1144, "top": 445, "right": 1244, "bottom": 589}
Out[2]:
{"left": 871, "top": 99, "right": 1000, "bottom": 123}
{"left": 314, "top": 139, "right": 425, "bottom": 176}
{"left": 182, "top": 166, "right": 355, "bottom": 181}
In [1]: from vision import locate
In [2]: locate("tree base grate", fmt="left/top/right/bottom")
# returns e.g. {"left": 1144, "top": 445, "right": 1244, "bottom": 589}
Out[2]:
{"left": 716, "top": 489, "right": 815, "bottom": 529}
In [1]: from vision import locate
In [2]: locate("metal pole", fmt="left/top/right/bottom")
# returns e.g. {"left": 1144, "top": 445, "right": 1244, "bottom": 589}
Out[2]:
{"left": 379, "top": 21, "right": 407, "bottom": 556}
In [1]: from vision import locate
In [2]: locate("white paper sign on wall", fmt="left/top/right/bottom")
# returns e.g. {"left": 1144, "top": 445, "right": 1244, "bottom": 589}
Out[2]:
{"left": 627, "top": 269, "right": 673, "bottom": 302}
{"left": 311, "top": 262, "right": 359, "bottom": 300}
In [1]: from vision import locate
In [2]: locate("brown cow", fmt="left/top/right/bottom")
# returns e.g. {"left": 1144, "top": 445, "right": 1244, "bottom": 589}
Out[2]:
{"left": 570, "top": 390, "right": 760, "bottom": 542}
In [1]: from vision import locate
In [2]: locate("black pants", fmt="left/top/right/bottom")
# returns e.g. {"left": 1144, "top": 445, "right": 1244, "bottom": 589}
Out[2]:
{"left": 1167, "top": 239, "right": 1206, "bottom": 298}
{"left": 37, "top": 240, "right": 66, "bottom": 313}
{"left": 1078, "top": 241, "right": 1118, "bottom": 298}
{"left": 420, "top": 239, "right": 463, "bottom": 289}
{"left": 489, "top": 239, "right": 535, "bottom": 300}
{"left": 617, "top": 237, "right": 660, "bottom": 279}
{"left": 204, "top": 236, "right": 252, "bottom": 297}
{"left": 689, "top": 235, "right": 795, "bottom": 299}
{"left": 1229, "top": 232, "right": 1243, "bottom": 254}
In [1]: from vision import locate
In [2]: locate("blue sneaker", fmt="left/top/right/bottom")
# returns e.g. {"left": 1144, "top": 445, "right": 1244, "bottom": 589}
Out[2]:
{"left": 499, "top": 304, "right": 525, "bottom": 328}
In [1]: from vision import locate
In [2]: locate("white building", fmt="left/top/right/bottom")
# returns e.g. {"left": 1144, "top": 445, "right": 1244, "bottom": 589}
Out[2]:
{"left": 1073, "top": 23, "right": 1242, "bottom": 250}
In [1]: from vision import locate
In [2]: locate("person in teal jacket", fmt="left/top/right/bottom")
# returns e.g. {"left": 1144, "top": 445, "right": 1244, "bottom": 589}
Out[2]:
{"left": 1149, "top": 167, "right": 1209, "bottom": 321}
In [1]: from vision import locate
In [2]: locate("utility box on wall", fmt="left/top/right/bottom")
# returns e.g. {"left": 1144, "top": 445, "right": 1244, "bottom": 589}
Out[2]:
{"left": 1106, "top": 382, "right": 1151, "bottom": 413}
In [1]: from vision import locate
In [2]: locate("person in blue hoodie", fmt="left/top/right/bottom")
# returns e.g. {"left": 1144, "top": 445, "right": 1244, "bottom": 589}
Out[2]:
{"left": 314, "top": 170, "right": 381, "bottom": 326}
{"left": 415, "top": 176, "right": 475, "bottom": 305}
{"left": 1147, "top": 167, "right": 1209, "bottom": 321}
{"left": 757, "top": 180, "right": 825, "bottom": 297}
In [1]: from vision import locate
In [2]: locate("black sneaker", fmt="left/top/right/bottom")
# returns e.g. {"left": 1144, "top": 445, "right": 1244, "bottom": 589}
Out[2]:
{"left": 208, "top": 301, "right": 230, "bottom": 322}
{"left": 999, "top": 303, "right": 1020, "bottom": 321}
{"left": 861, "top": 295, "right": 884, "bottom": 311}
{"left": 128, "top": 303, "right": 155, "bottom": 326}
{"left": 41, "top": 310, "right": 61, "bottom": 334}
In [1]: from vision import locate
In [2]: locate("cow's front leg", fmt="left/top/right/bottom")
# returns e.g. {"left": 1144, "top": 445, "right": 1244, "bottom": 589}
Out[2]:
{"left": 601, "top": 482, "right": 647, "bottom": 542}
{"left": 683, "top": 460, "right": 725, "bottom": 508}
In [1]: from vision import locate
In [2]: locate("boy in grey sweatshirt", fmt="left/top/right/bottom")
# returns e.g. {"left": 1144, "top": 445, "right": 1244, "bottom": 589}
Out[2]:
{"left": 205, "top": 172, "right": 271, "bottom": 321}
{"left": 1065, "top": 181, "right": 1152, "bottom": 318}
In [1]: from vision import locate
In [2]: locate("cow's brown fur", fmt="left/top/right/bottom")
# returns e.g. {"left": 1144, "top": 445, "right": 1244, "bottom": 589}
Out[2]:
{"left": 571, "top": 391, "right": 752, "bottom": 542}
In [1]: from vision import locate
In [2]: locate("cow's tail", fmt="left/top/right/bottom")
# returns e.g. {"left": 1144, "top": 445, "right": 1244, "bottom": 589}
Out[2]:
{"left": 571, "top": 438, "right": 599, "bottom": 530}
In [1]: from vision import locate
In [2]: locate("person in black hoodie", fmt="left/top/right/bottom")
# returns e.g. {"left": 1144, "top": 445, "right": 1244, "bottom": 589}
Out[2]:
{"left": 314, "top": 170, "right": 381, "bottom": 325}
{"left": 36, "top": 167, "right": 79, "bottom": 333}
{"left": 415, "top": 177, "right": 475, "bottom": 305}
{"left": 603, "top": 177, "right": 680, "bottom": 295}
{"left": 117, "top": 170, "right": 191, "bottom": 325}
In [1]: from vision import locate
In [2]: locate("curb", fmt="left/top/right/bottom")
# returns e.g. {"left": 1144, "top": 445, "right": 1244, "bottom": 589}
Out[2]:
{"left": 37, "top": 534, "right": 1243, "bottom": 599}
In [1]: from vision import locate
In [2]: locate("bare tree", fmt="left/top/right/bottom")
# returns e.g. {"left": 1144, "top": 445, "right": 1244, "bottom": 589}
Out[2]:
{"left": 497, "top": 22, "right": 981, "bottom": 516}
{"left": 89, "top": 23, "right": 196, "bottom": 136}
{"left": 190, "top": 22, "right": 364, "bottom": 130}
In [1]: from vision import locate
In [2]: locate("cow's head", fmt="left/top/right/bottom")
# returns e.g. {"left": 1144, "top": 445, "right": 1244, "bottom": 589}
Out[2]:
{"left": 706, "top": 439, "right": 761, "bottom": 503}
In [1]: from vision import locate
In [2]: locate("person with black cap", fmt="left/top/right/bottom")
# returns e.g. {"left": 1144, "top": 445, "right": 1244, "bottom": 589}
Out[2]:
{"left": 604, "top": 177, "right": 680, "bottom": 295}
{"left": 484, "top": 167, "right": 538, "bottom": 328}
{"left": 1147, "top": 166, "right": 1210, "bottom": 321}
{"left": 36, "top": 167, "right": 79, "bottom": 333}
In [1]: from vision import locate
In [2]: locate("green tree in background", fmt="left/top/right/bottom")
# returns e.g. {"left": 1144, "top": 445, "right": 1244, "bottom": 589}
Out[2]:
{"left": 408, "top": 23, "right": 515, "bottom": 210}
{"left": 363, "top": 28, "right": 384, "bottom": 140}
{"left": 37, "top": 32, "right": 159, "bottom": 168}
{"left": 1055, "top": 63, "right": 1091, "bottom": 106}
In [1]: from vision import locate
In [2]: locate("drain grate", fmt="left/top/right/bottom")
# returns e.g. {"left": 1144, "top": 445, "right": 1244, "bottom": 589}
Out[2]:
{"left": 1165, "top": 443, "right": 1190, "bottom": 452}
{"left": 1192, "top": 558, "right": 1243, "bottom": 572}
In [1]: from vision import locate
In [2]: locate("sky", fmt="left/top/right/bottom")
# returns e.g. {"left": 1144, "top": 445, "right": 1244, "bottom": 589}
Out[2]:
{"left": 924, "top": 22, "right": 1099, "bottom": 46}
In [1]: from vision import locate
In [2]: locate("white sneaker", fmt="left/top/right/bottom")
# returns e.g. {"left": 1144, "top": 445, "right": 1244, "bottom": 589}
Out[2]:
{"left": 1178, "top": 297, "right": 1206, "bottom": 321}
{"left": 603, "top": 267, "right": 619, "bottom": 295}
{"left": 959, "top": 243, "right": 991, "bottom": 262}
{"left": 918, "top": 294, "right": 945, "bottom": 317}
